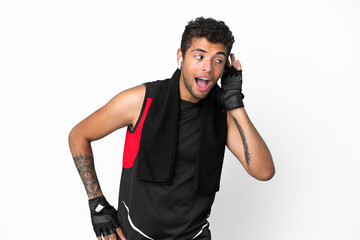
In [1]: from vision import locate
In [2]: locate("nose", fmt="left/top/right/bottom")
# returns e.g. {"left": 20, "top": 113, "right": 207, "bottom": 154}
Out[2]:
{"left": 201, "top": 59, "right": 212, "bottom": 72}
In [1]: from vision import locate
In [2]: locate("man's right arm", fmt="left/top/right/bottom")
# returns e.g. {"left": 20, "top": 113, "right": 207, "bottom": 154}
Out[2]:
{"left": 68, "top": 84, "right": 146, "bottom": 239}
{"left": 69, "top": 84, "right": 145, "bottom": 197}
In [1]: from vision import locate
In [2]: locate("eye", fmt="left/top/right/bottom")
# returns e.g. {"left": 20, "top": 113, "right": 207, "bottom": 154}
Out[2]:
{"left": 195, "top": 55, "right": 203, "bottom": 60}
{"left": 215, "top": 59, "right": 223, "bottom": 63}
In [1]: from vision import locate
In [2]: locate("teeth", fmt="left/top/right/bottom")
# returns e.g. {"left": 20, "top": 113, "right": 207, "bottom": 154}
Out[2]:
{"left": 197, "top": 77, "right": 209, "bottom": 81}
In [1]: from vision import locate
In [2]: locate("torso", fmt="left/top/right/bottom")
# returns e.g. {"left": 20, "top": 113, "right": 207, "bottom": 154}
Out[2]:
{"left": 118, "top": 98, "right": 214, "bottom": 240}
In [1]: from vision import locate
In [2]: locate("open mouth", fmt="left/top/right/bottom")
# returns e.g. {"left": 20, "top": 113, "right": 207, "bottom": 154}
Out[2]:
{"left": 195, "top": 77, "right": 211, "bottom": 91}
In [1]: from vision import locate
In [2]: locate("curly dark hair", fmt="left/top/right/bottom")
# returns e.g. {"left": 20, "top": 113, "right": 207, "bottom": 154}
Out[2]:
{"left": 180, "top": 17, "right": 235, "bottom": 58}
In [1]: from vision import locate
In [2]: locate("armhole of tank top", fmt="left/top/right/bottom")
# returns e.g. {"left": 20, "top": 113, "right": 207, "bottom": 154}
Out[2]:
{"left": 127, "top": 83, "right": 148, "bottom": 133}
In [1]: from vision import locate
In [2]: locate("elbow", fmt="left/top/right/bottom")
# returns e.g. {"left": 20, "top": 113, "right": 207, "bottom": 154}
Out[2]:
{"left": 68, "top": 125, "right": 92, "bottom": 154}
{"left": 68, "top": 125, "right": 85, "bottom": 151}
{"left": 256, "top": 155, "right": 275, "bottom": 181}
{"left": 257, "top": 168, "right": 275, "bottom": 181}
{"left": 68, "top": 127, "right": 77, "bottom": 153}
{"left": 68, "top": 126, "right": 77, "bottom": 148}
{"left": 251, "top": 163, "right": 276, "bottom": 181}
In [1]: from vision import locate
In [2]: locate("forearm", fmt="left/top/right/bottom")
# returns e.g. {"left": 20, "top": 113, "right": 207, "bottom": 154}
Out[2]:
{"left": 229, "top": 107, "right": 275, "bottom": 180}
{"left": 69, "top": 130, "right": 103, "bottom": 199}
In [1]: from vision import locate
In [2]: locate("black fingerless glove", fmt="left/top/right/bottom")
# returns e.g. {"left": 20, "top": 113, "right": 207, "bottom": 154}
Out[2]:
{"left": 216, "top": 66, "right": 245, "bottom": 110}
{"left": 88, "top": 197, "right": 120, "bottom": 237}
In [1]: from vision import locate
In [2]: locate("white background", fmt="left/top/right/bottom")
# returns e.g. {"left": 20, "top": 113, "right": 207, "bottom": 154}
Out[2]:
{"left": 1, "top": 0, "right": 359, "bottom": 239}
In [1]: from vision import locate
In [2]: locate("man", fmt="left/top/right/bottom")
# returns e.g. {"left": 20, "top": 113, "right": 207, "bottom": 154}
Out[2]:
{"left": 69, "top": 17, "right": 275, "bottom": 240}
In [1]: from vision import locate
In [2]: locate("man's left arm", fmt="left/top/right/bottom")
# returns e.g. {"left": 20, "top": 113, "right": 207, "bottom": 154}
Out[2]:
{"left": 222, "top": 53, "right": 275, "bottom": 180}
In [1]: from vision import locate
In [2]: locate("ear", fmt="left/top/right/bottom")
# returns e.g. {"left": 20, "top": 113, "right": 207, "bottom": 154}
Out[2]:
{"left": 177, "top": 48, "right": 183, "bottom": 69}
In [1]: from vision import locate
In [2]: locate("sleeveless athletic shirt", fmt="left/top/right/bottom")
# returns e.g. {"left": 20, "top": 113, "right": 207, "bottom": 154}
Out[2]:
{"left": 117, "top": 99, "right": 215, "bottom": 240}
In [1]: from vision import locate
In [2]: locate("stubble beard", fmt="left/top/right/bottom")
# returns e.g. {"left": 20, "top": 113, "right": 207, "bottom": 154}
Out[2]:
{"left": 183, "top": 73, "right": 208, "bottom": 100}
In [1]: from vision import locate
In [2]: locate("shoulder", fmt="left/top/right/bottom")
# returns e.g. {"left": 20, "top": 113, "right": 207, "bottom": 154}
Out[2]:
{"left": 107, "top": 84, "right": 146, "bottom": 109}
{"left": 119, "top": 84, "right": 146, "bottom": 103}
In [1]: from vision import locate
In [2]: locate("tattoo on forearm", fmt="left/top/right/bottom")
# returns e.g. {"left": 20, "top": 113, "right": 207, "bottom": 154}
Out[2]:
{"left": 73, "top": 153, "right": 101, "bottom": 198}
{"left": 233, "top": 117, "right": 251, "bottom": 165}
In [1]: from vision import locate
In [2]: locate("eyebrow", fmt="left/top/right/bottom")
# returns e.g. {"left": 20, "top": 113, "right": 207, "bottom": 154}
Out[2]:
{"left": 191, "top": 48, "right": 226, "bottom": 56}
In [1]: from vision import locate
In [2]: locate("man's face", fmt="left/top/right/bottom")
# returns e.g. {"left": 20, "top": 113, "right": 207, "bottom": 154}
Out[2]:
{"left": 178, "top": 38, "right": 227, "bottom": 102}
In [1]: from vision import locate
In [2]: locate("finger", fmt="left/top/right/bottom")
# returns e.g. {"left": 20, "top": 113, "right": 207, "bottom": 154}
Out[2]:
{"left": 226, "top": 58, "right": 231, "bottom": 67}
{"left": 95, "top": 229, "right": 102, "bottom": 238}
{"left": 108, "top": 227, "right": 115, "bottom": 235}
{"left": 236, "top": 60, "right": 242, "bottom": 70}
{"left": 109, "top": 233, "right": 117, "bottom": 240}
{"left": 113, "top": 221, "right": 120, "bottom": 229}
{"left": 102, "top": 228, "right": 110, "bottom": 240}
{"left": 230, "top": 53, "right": 236, "bottom": 67}
{"left": 115, "top": 227, "right": 126, "bottom": 240}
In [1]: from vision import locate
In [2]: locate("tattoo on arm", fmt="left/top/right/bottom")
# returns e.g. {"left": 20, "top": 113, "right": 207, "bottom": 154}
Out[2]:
{"left": 233, "top": 117, "right": 251, "bottom": 165}
{"left": 73, "top": 153, "right": 102, "bottom": 198}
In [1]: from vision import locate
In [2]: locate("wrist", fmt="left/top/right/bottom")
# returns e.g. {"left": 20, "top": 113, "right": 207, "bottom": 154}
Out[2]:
{"left": 228, "top": 106, "right": 246, "bottom": 115}
{"left": 87, "top": 191, "right": 103, "bottom": 200}
{"left": 88, "top": 196, "right": 112, "bottom": 215}
{"left": 223, "top": 92, "right": 244, "bottom": 111}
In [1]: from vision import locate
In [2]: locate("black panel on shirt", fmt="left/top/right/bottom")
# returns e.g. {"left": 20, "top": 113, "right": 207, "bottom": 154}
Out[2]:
{"left": 118, "top": 99, "right": 214, "bottom": 240}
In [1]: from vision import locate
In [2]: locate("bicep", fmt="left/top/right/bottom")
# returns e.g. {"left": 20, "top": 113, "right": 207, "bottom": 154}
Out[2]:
{"left": 72, "top": 85, "right": 146, "bottom": 142}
